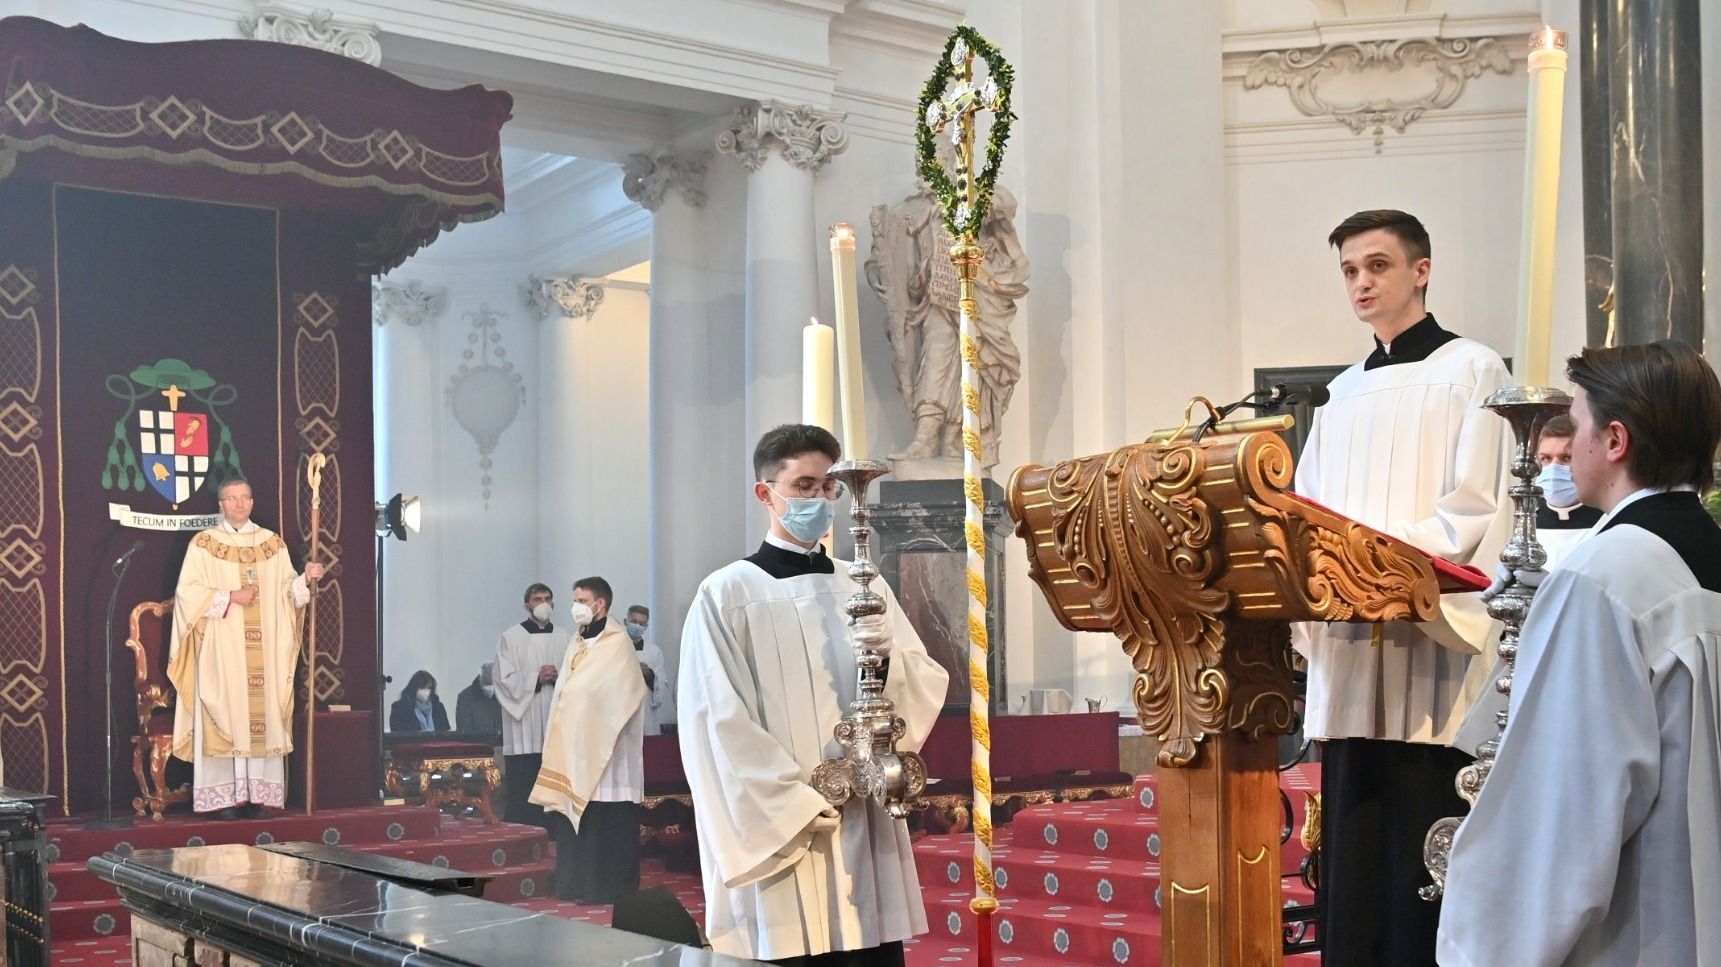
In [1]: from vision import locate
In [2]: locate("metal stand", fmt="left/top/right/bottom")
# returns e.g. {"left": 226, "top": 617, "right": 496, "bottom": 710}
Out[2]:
{"left": 811, "top": 459, "right": 928, "bottom": 818}
{"left": 91, "top": 543, "right": 141, "bottom": 830}
{"left": 1422, "top": 385, "right": 1571, "bottom": 897}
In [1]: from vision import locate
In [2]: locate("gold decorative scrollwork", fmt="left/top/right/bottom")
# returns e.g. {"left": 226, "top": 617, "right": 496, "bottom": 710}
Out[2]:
{"left": 1009, "top": 417, "right": 1443, "bottom": 772}
{"left": 1041, "top": 442, "right": 1230, "bottom": 768}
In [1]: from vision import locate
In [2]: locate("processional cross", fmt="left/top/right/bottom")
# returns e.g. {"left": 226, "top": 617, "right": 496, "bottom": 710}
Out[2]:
{"left": 916, "top": 27, "right": 1014, "bottom": 967}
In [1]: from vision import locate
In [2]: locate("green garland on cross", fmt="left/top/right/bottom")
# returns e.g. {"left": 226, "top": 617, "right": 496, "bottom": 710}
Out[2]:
{"left": 915, "top": 24, "right": 1016, "bottom": 239}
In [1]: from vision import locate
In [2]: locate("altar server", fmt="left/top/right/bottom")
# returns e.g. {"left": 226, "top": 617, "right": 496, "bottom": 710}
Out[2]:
{"left": 494, "top": 583, "right": 570, "bottom": 828}
{"left": 531, "top": 576, "right": 646, "bottom": 903}
{"left": 1292, "top": 210, "right": 1512, "bottom": 965}
{"left": 678, "top": 424, "right": 949, "bottom": 964}
{"left": 1439, "top": 340, "right": 1721, "bottom": 967}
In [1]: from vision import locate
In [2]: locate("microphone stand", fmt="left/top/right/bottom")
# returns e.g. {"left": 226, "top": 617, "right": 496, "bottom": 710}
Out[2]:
{"left": 91, "top": 545, "right": 141, "bottom": 830}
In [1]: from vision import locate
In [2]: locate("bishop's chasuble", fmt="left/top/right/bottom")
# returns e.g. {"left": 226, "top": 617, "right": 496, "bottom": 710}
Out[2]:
{"left": 168, "top": 519, "right": 309, "bottom": 811}
{"left": 679, "top": 541, "right": 949, "bottom": 961}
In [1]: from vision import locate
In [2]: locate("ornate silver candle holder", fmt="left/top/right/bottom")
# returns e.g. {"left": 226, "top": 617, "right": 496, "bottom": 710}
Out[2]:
{"left": 811, "top": 458, "right": 929, "bottom": 819}
{"left": 1422, "top": 385, "right": 1572, "bottom": 899}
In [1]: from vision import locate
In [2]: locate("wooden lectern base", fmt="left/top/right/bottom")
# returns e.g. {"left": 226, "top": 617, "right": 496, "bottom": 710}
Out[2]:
{"left": 1156, "top": 726, "right": 1283, "bottom": 966}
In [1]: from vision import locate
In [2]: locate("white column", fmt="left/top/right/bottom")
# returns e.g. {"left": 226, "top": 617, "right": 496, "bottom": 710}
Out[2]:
{"left": 372, "top": 278, "right": 446, "bottom": 709}
{"left": 528, "top": 274, "right": 606, "bottom": 597}
{"left": 625, "top": 151, "right": 721, "bottom": 711}
{"left": 717, "top": 102, "right": 848, "bottom": 533}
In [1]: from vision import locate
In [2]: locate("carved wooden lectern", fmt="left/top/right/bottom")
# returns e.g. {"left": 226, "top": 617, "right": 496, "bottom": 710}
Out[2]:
{"left": 1007, "top": 422, "right": 1463, "bottom": 966}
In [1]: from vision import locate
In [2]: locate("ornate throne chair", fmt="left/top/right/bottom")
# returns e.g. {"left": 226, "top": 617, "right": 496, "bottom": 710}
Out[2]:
{"left": 126, "top": 598, "right": 189, "bottom": 820}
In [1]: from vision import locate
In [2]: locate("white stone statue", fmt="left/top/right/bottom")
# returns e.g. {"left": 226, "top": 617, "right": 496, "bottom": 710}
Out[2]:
{"left": 866, "top": 162, "right": 1028, "bottom": 474}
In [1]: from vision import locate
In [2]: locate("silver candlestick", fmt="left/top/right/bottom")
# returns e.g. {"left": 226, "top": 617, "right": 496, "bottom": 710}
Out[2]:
{"left": 1422, "top": 385, "right": 1572, "bottom": 899}
{"left": 811, "top": 458, "right": 929, "bottom": 819}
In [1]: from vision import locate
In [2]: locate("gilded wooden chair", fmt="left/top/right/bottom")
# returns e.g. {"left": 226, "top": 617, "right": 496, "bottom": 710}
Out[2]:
{"left": 126, "top": 598, "right": 189, "bottom": 820}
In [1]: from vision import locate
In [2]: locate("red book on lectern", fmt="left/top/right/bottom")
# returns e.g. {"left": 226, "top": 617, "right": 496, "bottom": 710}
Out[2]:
{"left": 1284, "top": 493, "right": 1490, "bottom": 594}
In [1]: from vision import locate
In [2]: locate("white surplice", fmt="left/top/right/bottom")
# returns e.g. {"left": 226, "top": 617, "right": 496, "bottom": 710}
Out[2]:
{"left": 677, "top": 555, "right": 949, "bottom": 961}
{"left": 494, "top": 621, "right": 570, "bottom": 756}
{"left": 1292, "top": 337, "right": 1512, "bottom": 743}
{"left": 636, "top": 638, "right": 670, "bottom": 735}
{"left": 1438, "top": 489, "right": 1721, "bottom": 967}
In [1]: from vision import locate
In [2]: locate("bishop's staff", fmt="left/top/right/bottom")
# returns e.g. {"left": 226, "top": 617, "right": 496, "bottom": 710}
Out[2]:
{"left": 304, "top": 453, "right": 327, "bottom": 815}
{"left": 918, "top": 24, "right": 1014, "bottom": 966}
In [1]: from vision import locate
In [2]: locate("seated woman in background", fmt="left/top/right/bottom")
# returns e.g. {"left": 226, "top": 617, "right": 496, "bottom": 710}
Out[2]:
{"left": 389, "top": 670, "right": 451, "bottom": 733}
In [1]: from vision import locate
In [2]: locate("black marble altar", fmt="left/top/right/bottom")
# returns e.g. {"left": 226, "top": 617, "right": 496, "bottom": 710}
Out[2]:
{"left": 871, "top": 478, "right": 1011, "bottom": 714}
{"left": 90, "top": 843, "right": 759, "bottom": 966}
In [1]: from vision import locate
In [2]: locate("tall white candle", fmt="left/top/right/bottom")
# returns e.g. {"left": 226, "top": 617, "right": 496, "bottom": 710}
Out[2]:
{"left": 802, "top": 317, "right": 835, "bottom": 431}
{"left": 1512, "top": 27, "right": 1568, "bottom": 387}
{"left": 829, "top": 223, "right": 868, "bottom": 455}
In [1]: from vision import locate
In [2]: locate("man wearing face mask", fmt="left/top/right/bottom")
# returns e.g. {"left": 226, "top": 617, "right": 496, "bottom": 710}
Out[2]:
{"left": 625, "top": 605, "right": 671, "bottom": 735}
{"left": 1530, "top": 414, "right": 1602, "bottom": 571}
{"left": 494, "top": 583, "right": 571, "bottom": 829}
{"left": 678, "top": 424, "right": 949, "bottom": 964}
{"left": 455, "top": 660, "right": 503, "bottom": 740}
{"left": 532, "top": 576, "right": 647, "bottom": 903}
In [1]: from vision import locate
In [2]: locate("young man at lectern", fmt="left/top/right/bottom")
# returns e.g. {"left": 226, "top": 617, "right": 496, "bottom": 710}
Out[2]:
{"left": 1437, "top": 341, "right": 1721, "bottom": 967}
{"left": 1291, "top": 210, "right": 1512, "bottom": 966}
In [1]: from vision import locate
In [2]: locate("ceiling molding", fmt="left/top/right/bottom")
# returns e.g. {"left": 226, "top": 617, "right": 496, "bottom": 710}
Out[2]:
{"left": 1222, "top": 10, "right": 1542, "bottom": 56}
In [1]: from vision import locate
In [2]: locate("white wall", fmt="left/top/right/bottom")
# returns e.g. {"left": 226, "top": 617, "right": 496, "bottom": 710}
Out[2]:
{"left": 49, "top": 0, "right": 1720, "bottom": 725}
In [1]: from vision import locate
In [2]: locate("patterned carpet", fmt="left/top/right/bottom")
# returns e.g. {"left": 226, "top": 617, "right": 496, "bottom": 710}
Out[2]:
{"left": 48, "top": 767, "right": 1325, "bottom": 966}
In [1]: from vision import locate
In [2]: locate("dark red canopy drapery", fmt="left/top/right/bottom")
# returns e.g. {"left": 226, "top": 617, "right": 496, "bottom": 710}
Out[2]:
{"left": 0, "top": 15, "right": 512, "bottom": 269}
{"left": 0, "top": 18, "right": 512, "bottom": 816}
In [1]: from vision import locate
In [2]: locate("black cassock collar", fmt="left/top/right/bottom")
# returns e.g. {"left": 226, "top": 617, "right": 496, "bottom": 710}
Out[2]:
{"left": 1364, "top": 313, "right": 1458, "bottom": 370}
{"left": 1599, "top": 491, "right": 1721, "bottom": 592}
{"left": 745, "top": 541, "right": 836, "bottom": 579}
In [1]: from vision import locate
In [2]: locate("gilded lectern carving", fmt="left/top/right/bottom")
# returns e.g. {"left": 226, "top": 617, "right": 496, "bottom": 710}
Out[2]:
{"left": 1007, "top": 410, "right": 1451, "bottom": 966}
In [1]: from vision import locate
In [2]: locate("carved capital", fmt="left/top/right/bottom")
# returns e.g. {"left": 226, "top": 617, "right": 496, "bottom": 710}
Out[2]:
{"left": 523, "top": 276, "right": 605, "bottom": 320}
{"left": 716, "top": 100, "right": 849, "bottom": 173}
{"left": 238, "top": 3, "right": 382, "bottom": 65}
{"left": 372, "top": 279, "right": 448, "bottom": 327}
{"left": 621, "top": 152, "right": 709, "bottom": 211}
{"left": 1243, "top": 37, "right": 1512, "bottom": 152}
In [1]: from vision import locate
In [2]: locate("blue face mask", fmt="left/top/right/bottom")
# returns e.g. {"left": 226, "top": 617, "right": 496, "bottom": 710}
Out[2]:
{"left": 1536, "top": 462, "right": 1581, "bottom": 508}
{"left": 625, "top": 621, "right": 646, "bottom": 642}
{"left": 770, "top": 486, "right": 835, "bottom": 544}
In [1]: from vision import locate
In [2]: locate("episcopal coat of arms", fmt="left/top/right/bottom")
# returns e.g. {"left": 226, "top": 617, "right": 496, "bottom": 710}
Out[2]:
{"left": 103, "top": 358, "right": 243, "bottom": 509}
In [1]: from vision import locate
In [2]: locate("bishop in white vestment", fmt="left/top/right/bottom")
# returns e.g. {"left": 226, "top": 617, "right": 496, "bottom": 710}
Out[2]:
{"left": 169, "top": 478, "right": 321, "bottom": 814}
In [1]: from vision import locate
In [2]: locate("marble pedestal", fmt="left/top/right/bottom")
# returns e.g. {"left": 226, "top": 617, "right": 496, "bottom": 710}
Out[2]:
{"left": 871, "top": 478, "right": 1011, "bottom": 715}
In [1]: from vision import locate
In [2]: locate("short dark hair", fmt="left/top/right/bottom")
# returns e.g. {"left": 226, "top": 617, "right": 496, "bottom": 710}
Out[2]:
{"left": 1538, "top": 413, "right": 1577, "bottom": 440}
{"left": 753, "top": 423, "right": 841, "bottom": 481}
{"left": 627, "top": 605, "right": 649, "bottom": 619}
{"left": 1566, "top": 340, "right": 1721, "bottom": 491}
{"left": 523, "top": 582, "right": 553, "bottom": 603}
{"left": 1329, "top": 209, "right": 1431, "bottom": 298}
{"left": 573, "top": 576, "right": 613, "bottom": 608}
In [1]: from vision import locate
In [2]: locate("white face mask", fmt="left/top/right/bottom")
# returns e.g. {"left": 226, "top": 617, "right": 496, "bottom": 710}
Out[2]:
{"left": 569, "top": 601, "right": 594, "bottom": 627}
{"left": 530, "top": 602, "right": 553, "bottom": 623}
{"left": 415, "top": 688, "right": 432, "bottom": 703}
{"left": 480, "top": 684, "right": 495, "bottom": 698}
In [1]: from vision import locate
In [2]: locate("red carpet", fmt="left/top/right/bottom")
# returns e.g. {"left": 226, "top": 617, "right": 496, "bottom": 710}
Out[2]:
{"left": 50, "top": 767, "right": 1323, "bottom": 966}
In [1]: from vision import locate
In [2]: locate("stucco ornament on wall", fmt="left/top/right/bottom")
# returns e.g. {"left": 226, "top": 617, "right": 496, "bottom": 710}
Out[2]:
{"left": 238, "top": 3, "right": 382, "bottom": 66}
{"left": 1244, "top": 37, "right": 1512, "bottom": 152}
{"left": 445, "top": 304, "right": 523, "bottom": 509}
